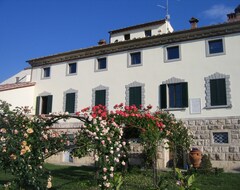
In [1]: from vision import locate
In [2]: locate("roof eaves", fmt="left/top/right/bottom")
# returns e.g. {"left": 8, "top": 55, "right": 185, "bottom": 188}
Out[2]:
{"left": 108, "top": 19, "right": 166, "bottom": 34}
{"left": 0, "top": 82, "right": 36, "bottom": 92}
{"left": 27, "top": 21, "right": 240, "bottom": 67}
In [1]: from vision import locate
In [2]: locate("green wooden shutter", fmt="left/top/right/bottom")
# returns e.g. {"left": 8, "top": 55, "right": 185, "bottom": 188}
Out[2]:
{"left": 129, "top": 86, "right": 141, "bottom": 108}
{"left": 95, "top": 90, "right": 106, "bottom": 106}
{"left": 65, "top": 93, "right": 75, "bottom": 113}
{"left": 160, "top": 84, "right": 167, "bottom": 109}
{"left": 218, "top": 79, "right": 227, "bottom": 105}
{"left": 35, "top": 96, "right": 40, "bottom": 115}
{"left": 46, "top": 95, "right": 53, "bottom": 114}
{"left": 182, "top": 82, "right": 188, "bottom": 107}
{"left": 210, "top": 79, "right": 226, "bottom": 106}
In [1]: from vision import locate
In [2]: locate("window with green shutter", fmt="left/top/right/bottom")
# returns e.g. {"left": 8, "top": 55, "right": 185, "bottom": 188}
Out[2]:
{"left": 65, "top": 93, "right": 76, "bottom": 113}
{"left": 95, "top": 90, "right": 106, "bottom": 106}
{"left": 38, "top": 95, "right": 52, "bottom": 114}
{"left": 160, "top": 82, "right": 188, "bottom": 109}
{"left": 210, "top": 79, "right": 227, "bottom": 106}
{"left": 129, "top": 86, "right": 142, "bottom": 108}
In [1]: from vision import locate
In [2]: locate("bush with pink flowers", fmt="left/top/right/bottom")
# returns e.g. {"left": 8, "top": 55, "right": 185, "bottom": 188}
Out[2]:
{"left": 0, "top": 100, "right": 192, "bottom": 190}
{"left": 0, "top": 100, "right": 68, "bottom": 189}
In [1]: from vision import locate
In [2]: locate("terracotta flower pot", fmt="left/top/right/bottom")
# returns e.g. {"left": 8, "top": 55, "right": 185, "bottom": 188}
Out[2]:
{"left": 189, "top": 149, "right": 202, "bottom": 168}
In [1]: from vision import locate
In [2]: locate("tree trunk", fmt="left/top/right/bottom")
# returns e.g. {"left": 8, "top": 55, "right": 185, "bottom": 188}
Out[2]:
{"left": 152, "top": 152, "right": 158, "bottom": 187}
{"left": 172, "top": 145, "right": 177, "bottom": 175}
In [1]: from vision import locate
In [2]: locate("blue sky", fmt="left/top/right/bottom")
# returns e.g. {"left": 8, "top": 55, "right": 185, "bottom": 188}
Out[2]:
{"left": 0, "top": 0, "right": 239, "bottom": 83}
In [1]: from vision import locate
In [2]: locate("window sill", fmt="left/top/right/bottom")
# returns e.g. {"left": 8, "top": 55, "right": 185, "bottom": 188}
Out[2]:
{"left": 95, "top": 68, "right": 108, "bottom": 72}
{"left": 128, "top": 63, "right": 142, "bottom": 68}
{"left": 210, "top": 142, "right": 230, "bottom": 146}
{"left": 205, "top": 105, "right": 232, "bottom": 109}
{"left": 66, "top": 73, "right": 77, "bottom": 76}
{"left": 41, "top": 77, "right": 51, "bottom": 80}
{"left": 206, "top": 52, "right": 225, "bottom": 57}
{"left": 163, "top": 107, "right": 186, "bottom": 111}
{"left": 164, "top": 58, "right": 181, "bottom": 63}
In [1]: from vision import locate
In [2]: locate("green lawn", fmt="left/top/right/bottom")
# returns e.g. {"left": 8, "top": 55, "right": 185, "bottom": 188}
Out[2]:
{"left": 0, "top": 164, "right": 240, "bottom": 190}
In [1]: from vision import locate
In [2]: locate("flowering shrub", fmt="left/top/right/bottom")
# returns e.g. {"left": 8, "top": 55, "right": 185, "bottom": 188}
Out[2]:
{"left": 73, "top": 105, "right": 128, "bottom": 189}
{"left": 155, "top": 111, "right": 192, "bottom": 172}
{"left": 0, "top": 101, "right": 68, "bottom": 190}
{"left": 0, "top": 100, "right": 192, "bottom": 190}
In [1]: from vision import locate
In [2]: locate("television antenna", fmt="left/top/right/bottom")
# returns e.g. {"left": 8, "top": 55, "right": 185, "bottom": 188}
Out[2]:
{"left": 157, "top": 0, "right": 170, "bottom": 32}
{"left": 157, "top": 0, "right": 170, "bottom": 21}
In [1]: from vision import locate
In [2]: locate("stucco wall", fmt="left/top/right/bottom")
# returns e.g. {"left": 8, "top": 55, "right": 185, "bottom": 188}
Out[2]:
{"left": 0, "top": 86, "right": 35, "bottom": 110}
{"left": 31, "top": 33, "right": 240, "bottom": 119}
{"left": 110, "top": 22, "right": 173, "bottom": 43}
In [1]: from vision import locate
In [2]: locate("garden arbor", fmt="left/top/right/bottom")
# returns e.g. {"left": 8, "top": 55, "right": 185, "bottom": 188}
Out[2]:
{"left": 0, "top": 100, "right": 192, "bottom": 189}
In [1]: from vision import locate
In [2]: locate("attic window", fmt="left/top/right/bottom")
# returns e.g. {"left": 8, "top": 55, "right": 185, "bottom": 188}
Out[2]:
{"left": 124, "top": 34, "right": 130, "bottom": 40}
{"left": 145, "top": 30, "right": 152, "bottom": 37}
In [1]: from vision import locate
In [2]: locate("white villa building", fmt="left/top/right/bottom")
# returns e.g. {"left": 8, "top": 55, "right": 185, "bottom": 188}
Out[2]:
{"left": 1, "top": 5, "right": 240, "bottom": 170}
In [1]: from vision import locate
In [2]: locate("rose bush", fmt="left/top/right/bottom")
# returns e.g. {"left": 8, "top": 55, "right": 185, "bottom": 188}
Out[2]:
{"left": 0, "top": 100, "right": 68, "bottom": 190}
{"left": 0, "top": 100, "right": 192, "bottom": 190}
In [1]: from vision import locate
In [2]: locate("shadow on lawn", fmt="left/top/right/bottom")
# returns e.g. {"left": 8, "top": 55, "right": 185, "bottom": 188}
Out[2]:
{"left": 47, "top": 165, "right": 97, "bottom": 189}
{"left": 0, "top": 165, "right": 97, "bottom": 190}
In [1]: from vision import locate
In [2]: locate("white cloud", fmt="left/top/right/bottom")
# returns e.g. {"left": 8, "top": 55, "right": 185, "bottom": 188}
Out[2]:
{"left": 203, "top": 4, "right": 233, "bottom": 21}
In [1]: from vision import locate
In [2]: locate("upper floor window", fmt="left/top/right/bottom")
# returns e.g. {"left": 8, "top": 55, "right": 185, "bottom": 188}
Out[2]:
{"left": 206, "top": 38, "right": 225, "bottom": 56}
{"left": 97, "top": 57, "right": 107, "bottom": 71}
{"left": 43, "top": 67, "right": 50, "bottom": 78}
{"left": 129, "top": 52, "right": 141, "bottom": 66}
{"left": 124, "top": 33, "right": 130, "bottom": 41}
{"left": 68, "top": 63, "right": 77, "bottom": 75}
{"left": 65, "top": 92, "right": 76, "bottom": 113}
{"left": 210, "top": 79, "right": 227, "bottom": 106}
{"left": 95, "top": 89, "right": 106, "bottom": 106}
{"left": 145, "top": 30, "right": 152, "bottom": 37}
{"left": 165, "top": 45, "right": 180, "bottom": 62}
{"left": 160, "top": 81, "right": 188, "bottom": 109}
{"left": 92, "top": 85, "right": 109, "bottom": 107}
{"left": 204, "top": 72, "right": 231, "bottom": 108}
{"left": 35, "top": 95, "right": 52, "bottom": 115}
{"left": 129, "top": 86, "right": 142, "bottom": 108}
{"left": 125, "top": 81, "right": 145, "bottom": 109}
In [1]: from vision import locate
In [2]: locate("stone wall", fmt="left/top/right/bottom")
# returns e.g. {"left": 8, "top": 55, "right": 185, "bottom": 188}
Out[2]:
{"left": 46, "top": 117, "right": 240, "bottom": 171}
{"left": 183, "top": 116, "right": 240, "bottom": 171}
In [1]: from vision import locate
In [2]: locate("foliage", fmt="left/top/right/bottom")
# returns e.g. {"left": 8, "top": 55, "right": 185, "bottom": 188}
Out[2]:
{"left": 0, "top": 100, "right": 193, "bottom": 189}
{"left": 0, "top": 100, "right": 68, "bottom": 189}
{"left": 155, "top": 111, "right": 193, "bottom": 171}
{"left": 175, "top": 168, "right": 199, "bottom": 190}
{"left": 1, "top": 165, "right": 240, "bottom": 190}
{"left": 112, "top": 173, "right": 123, "bottom": 190}
{"left": 200, "top": 154, "right": 212, "bottom": 173}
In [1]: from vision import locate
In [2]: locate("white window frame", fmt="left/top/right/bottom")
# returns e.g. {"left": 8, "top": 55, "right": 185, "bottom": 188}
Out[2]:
{"left": 41, "top": 66, "right": 51, "bottom": 79}
{"left": 206, "top": 37, "right": 226, "bottom": 57}
{"left": 66, "top": 62, "right": 77, "bottom": 76}
{"left": 128, "top": 51, "right": 143, "bottom": 67}
{"left": 95, "top": 57, "right": 108, "bottom": 72}
{"left": 164, "top": 44, "right": 181, "bottom": 62}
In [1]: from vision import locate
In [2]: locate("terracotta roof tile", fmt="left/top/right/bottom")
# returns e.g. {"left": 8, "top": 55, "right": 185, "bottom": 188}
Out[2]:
{"left": 0, "top": 82, "right": 35, "bottom": 92}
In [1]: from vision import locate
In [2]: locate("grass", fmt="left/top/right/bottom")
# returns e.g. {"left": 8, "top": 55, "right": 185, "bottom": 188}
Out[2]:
{"left": 0, "top": 164, "right": 240, "bottom": 190}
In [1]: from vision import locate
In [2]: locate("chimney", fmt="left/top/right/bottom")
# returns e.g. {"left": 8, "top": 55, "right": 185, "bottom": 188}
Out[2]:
{"left": 98, "top": 39, "right": 107, "bottom": 45}
{"left": 16, "top": 77, "right": 20, "bottom": 83}
{"left": 227, "top": 5, "right": 240, "bottom": 22}
{"left": 189, "top": 17, "right": 199, "bottom": 29}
